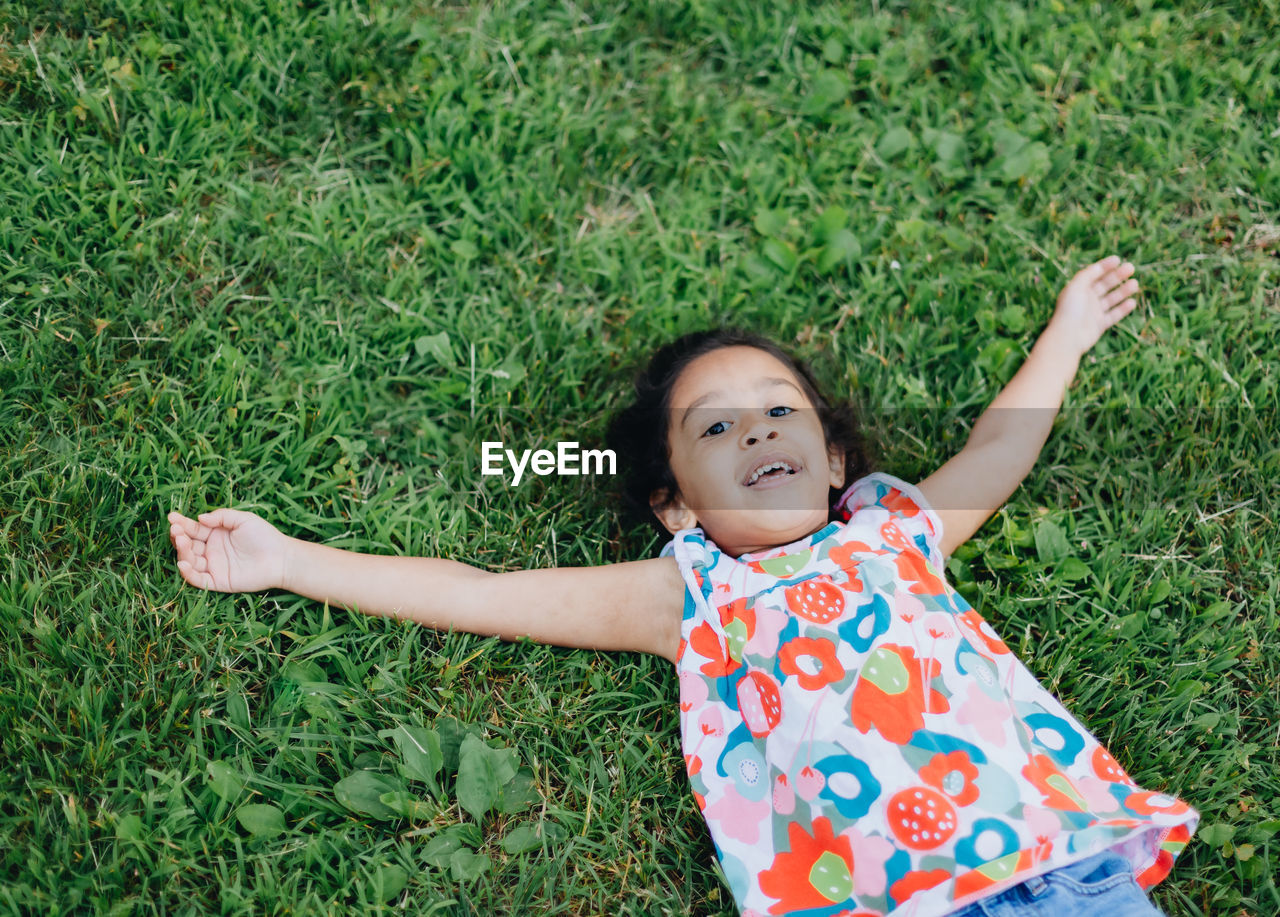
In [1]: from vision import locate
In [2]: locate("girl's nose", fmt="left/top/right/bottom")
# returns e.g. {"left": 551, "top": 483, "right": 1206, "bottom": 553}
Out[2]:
{"left": 744, "top": 428, "right": 779, "bottom": 446}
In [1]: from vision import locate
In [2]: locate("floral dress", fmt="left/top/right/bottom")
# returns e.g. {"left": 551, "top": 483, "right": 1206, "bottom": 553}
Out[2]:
{"left": 663, "top": 473, "right": 1196, "bottom": 916}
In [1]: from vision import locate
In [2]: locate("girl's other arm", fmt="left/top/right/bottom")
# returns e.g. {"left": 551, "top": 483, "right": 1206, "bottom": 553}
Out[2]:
{"left": 167, "top": 509, "right": 686, "bottom": 663}
{"left": 917, "top": 256, "right": 1139, "bottom": 558}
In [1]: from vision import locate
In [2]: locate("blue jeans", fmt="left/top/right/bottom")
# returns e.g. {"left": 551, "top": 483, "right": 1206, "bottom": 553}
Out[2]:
{"left": 948, "top": 851, "right": 1166, "bottom": 916}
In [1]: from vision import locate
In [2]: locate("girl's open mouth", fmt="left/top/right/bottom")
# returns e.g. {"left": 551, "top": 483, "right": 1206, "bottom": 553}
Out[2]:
{"left": 743, "top": 457, "right": 801, "bottom": 488}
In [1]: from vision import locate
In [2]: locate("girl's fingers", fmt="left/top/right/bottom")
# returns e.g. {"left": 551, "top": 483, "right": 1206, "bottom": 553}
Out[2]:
{"left": 168, "top": 511, "right": 201, "bottom": 540}
{"left": 1078, "top": 255, "right": 1122, "bottom": 285}
{"left": 1103, "top": 299, "right": 1138, "bottom": 328}
{"left": 177, "top": 558, "right": 214, "bottom": 591}
{"left": 1102, "top": 279, "right": 1139, "bottom": 309}
{"left": 198, "top": 508, "right": 253, "bottom": 530}
{"left": 1092, "top": 261, "right": 1135, "bottom": 297}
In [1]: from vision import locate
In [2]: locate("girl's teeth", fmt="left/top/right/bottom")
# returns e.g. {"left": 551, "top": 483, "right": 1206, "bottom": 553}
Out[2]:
{"left": 748, "top": 462, "right": 793, "bottom": 484}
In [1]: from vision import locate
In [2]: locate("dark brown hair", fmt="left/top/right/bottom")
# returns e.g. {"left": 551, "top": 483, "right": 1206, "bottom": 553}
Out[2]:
{"left": 606, "top": 329, "right": 874, "bottom": 539}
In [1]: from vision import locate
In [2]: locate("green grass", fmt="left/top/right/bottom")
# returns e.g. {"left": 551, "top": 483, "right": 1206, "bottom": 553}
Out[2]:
{"left": 1, "top": 0, "right": 1277, "bottom": 913}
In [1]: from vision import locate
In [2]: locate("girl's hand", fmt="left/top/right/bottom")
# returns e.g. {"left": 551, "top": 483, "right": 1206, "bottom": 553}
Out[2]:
{"left": 167, "top": 508, "right": 289, "bottom": 593}
{"left": 1047, "top": 255, "right": 1140, "bottom": 356}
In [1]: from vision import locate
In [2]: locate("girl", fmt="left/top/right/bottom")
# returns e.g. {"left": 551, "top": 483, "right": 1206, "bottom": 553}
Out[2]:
{"left": 168, "top": 255, "right": 1197, "bottom": 916}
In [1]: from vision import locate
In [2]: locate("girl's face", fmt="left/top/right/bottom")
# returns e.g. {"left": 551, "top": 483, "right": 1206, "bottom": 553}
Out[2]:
{"left": 654, "top": 346, "right": 845, "bottom": 556}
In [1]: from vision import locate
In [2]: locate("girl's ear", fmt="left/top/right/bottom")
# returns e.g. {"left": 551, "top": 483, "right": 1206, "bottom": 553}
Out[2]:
{"left": 650, "top": 489, "right": 698, "bottom": 534}
{"left": 827, "top": 445, "right": 846, "bottom": 490}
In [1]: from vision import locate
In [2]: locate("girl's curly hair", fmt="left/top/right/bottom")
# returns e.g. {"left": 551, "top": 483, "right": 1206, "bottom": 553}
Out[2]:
{"left": 606, "top": 329, "right": 875, "bottom": 540}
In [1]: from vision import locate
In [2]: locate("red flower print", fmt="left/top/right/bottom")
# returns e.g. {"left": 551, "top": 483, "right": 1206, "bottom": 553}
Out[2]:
{"left": 893, "top": 548, "right": 948, "bottom": 596}
{"left": 718, "top": 596, "right": 755, "bottom": 638}
{"left": 1122, "top": 791, "right": 1192, "bottom": 817}
{"left": 882, "top": 488, "right": 921, "bottom": 518}
{"left": 759, "top": 817, "right": 855, "bottom": 914}
{"left": 850, "top": 645, "right": 949, "bottom": 744}
{"left": 888, "top": 868, "right": 949, "bottom": 904}
{"left": 919, "top": 750, "right": 980, "bottom": 806}
{"left": 779, "top": 637, "right": 846, "bottom": 691}
{"left": 1091, "top": 745, "right": 1134, "bottom": 785}
{"left": 688, "top": 620, "right": 739, "bottom": 678}
{"left": 957, "top": 610, "right": 1010, "bottom": 656}
{"left": 828, "top": 539, "right": 879, "bottom": 574}
{"left": 1022, "top": 754, "right": 1087, "bottom": 811}
{"left": 686, "top": 754, "right": 702, "bottom": 777}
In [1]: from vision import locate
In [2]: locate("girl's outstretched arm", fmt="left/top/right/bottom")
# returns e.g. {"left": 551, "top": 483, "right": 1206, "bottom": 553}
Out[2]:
{"left": 917, "top": 255, "right": 1140, "bottom": 557}
{"left": 167, "top": 509, "right": 686, "bottom": 662}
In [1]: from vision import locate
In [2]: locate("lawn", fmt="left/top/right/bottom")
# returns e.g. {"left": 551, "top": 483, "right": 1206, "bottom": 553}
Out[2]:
{"left": 1, "top": 0, "right": 1277, "bottom": 914}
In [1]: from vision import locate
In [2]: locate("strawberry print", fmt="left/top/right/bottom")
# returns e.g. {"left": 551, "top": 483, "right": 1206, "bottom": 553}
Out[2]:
{"left": 737, "top": 669, "right": 782, "bottom": 737}
{"left": 785, "top": 579, "right": 846, "bottom": 624}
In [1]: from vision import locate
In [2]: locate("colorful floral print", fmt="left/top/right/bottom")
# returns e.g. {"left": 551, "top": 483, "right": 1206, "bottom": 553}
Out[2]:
{"left": 663, "top": 473, "right": 1197, "bottom": 916}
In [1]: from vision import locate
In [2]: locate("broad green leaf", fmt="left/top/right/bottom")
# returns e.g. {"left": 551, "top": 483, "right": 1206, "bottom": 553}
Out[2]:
{"left": 996, "top": 305, "right": 1028, "bottom": 333}
{"left": 991, "top": 126, "right": 1029, "bottom": 157}
{"left": 422, "top": 824, "right": 481, "bottom": 867}
{"left": 378, "top": 791, "right": 438, "bottom": 821}
{"left": 501, "top": 821, "right": 567, "bottom": 853}
{"left": 1057, "top": 557, "right": 1091, "bottom": 581}
{"left": 752, "top": 208, "right": 788, "bottom": 239}
{"left": 388, "top": 725, "right": 444, "bottom": 791}
{"left": 1198, "top": 823, "right": 1234, "bottom": 846}
{"left": 334, "top": 771, "right": 405, "bottom": 819}
{"left": 435, "top": 716, "right": 468, "bottom": 772}
{"left": 236, "top": 804, "right": 286, "bottom": 838}
{"left": 816, "top": 229, "right": 861, "bottom": 273}
{"left": 497, "top": 767, "right": 540, "bottom": 815}
{"left": 206, "top": 760, "right": 245, "bottom": 801}
{"left": 928, "top": 129, "right": 965, "bottom": 164}
{"left": 1000, "top": 141, "right": 1050, "bottom": 182}
{"left": 414, "top": 332, "right": 454, "bottom": 365}
{"left": 370, "top": 863, "right": 409, "bottom": 902}
{"left": 876, "top": 126, "right": 915, "bottom": 159}
{"left": 448, "top": 848, "right": 490, "bottom": 882}
{"left": 894, "top": 219, "right": 928, "bottom": 244}
{"left": 457, "top": 735, "right": 519, "bottom": 822}
{"left": 1034, "top": 519, "right": 1072, "bottom": 564}
{"left": 226, "top": 692, "right": 250, "bottom": 729}
{"left": 281, "top": 659, "right": 325, "bottom": 684}
{"left": 491, "top": 354, "right": 526, "bottom": 391}
{"left": 760, "top": 238, "right": 798, "bottom": 273}
{"left": 115, "top": 814, "right": 144, "bottom": 842}
{"left": 813, "top": 205, "right": 848, "bottom": 244}
{"left": 450, "top": 238, "right": 478, "bottom": 259}
{"left": 801, "top": 69, "right": 850, "bottom": 116}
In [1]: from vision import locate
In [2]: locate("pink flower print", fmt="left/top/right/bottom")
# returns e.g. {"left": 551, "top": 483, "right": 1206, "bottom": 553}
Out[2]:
{"left": 678, "top": 669, "right": 708, "bottom": 714}
{"left": 1076, "top": 775, "right": 1122, "bottom": 813}
{"left": 698, "top": 706, "right": 725, "bottom": 739}
{"left": 924, "top": 613, "right": 954, "bottom": 639}
{"left": 744, "top": 600, "right": 788, "bottom": 657}
{"left": 703, "top": 783, "right": 770, "bottom": 845}
{"left": 956, "top": 681, "right": 1010, "bottom": 747}
{"left": 1022, "top": 805, "right": 1063, "bottom": 843}
{"left": 1023, "top": 805, "right": 1063, "bottom": 863}
{"left": 838, "top": 827, "right": 896, "bottom": 897}
{"left": 895, "top": 592, "right": 925, "bottom": 623}
{"left": 795, "top": 766, "right": 826, "bottom": 801}
{"left": 772, "top": 773, "right": 796, "bottom": 815}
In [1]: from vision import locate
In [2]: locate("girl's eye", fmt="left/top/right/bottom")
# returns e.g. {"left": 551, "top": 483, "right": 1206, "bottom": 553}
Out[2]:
{"left": 768, "top": 406, "right": 794, "bottom": 417}
{"left": 702, "top": 421, "right": 729, "bottom": 437}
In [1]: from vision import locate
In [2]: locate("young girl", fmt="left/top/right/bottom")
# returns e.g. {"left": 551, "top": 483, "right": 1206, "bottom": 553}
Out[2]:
{"left": 168, "top": 256, "right": 1197, "bottom": 916}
